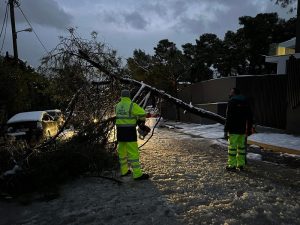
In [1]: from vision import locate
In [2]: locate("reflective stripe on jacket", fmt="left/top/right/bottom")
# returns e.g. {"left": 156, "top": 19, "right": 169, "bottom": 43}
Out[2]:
{"left": 115, "top": 97, "right": 146, "bottom": 141}
{"left": 116, "top": 97, "right": 146, "bottom": 126}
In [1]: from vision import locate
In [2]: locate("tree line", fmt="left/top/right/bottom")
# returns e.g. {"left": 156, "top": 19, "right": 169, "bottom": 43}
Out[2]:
{"left": 127, "top": 13, "right": 296, "bottom": 94}
{"left": 0, "top": 55, "right": 53, "bottom": 123}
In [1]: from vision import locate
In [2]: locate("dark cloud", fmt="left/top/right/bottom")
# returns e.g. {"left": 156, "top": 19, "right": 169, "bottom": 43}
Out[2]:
{"left": 1, "top": 0, "right": 296, "bottom": 67}
{"left": 124, "top": 11, "right": 148, "bottom": 30}
{"left": 208, "top": 0, "right": 262, "bottom": 37}
{"left": 103, "top": 10, "right": 148, "bottom": 30}
{"left": 172, "top": 0, "right": 295, "bottom": 39}
{"left": 170, "top": 1, "right": 189, "bottom": 17}
{"left": 176, "top": 17, "right": 206, "bottom": 35}
{"left": 142, "top": 2, "right": 167, "bottom": 17}
{"left": 12, "top": 0, "right": 72, "bottom": 29}
{"left": 103, "top": 12, "right": 119, "bottom": 24}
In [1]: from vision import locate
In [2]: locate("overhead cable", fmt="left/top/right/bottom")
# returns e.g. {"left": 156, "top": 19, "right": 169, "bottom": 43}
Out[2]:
{"left": 0, "top": 3, "right": 9, "bottom": 53}
{"left": 0, "top": 2, "right": 9, "bottom": 39}
{"left": 17, "top": 4, "right": 49, "bottom": 54}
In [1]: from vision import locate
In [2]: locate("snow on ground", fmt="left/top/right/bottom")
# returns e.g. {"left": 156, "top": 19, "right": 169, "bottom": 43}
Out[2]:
{"left": 163, "top": 121, "right": 224, "bottom": 139}
{"left": 141, "top": 130, "right": 300, "bottom": 224}
{"left": 1, "top": 128, "right": 299, "bottom": 225}
{"left": 246, "top": 152, "right": 263, "bottom": 161}
{"left": 249, "top": 133, "right": 300, "bottom": 151}
{"left": 58, "top": 129, "right": 76, "bottom": 141}
{"left": 163, "top": 121, "right": 300, "bottom": 154}
{"left": 1, "top": 121, "right": 299, "bottom": 225}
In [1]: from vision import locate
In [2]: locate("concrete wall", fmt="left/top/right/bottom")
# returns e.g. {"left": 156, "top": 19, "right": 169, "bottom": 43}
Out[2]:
{"left": 180, "top": 77, "right": 236, "bottom": 104}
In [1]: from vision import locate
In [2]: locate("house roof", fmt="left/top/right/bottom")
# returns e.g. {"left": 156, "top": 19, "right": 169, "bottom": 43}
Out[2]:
{"left": 266, "top": 52, "right": 300, "bottom": 63}
{"left": 278, "top": 37, "right": 296, "bottom": 48}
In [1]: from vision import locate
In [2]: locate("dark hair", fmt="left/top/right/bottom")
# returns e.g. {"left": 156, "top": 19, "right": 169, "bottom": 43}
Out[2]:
{"left": 232, "top": 88, "right": 240, "bottom": 95}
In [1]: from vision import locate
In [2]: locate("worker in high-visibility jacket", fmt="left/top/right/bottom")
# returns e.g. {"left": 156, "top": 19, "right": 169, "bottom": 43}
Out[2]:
{"left": 224, "top": 88, "right": 253, "bottom": 171}
{"left": 115, "top": 89, "right": 149, "bottom": 180}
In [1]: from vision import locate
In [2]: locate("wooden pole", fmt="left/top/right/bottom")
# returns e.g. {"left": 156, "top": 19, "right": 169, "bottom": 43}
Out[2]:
{"left": 9, "top": 0, "right": 18, "bottom": 60}
{"left": 295, "top": 0, "right": 300, "bottom": 53}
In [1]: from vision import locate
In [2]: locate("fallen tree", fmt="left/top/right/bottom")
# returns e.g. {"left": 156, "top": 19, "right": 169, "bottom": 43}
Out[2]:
{"left": 0, "top": 31, "right": 226, "bottom": 198}
{"left": 78, "top": 50, "right": 226, "bottom": 124}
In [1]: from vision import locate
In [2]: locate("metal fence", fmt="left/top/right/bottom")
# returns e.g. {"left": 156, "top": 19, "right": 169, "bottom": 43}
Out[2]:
{"left": 176, "top": 75, "right": 288, "bottom": 129}
{"left": 236, "top": 75, "right": 287, "bottom": 129}
{"left": 286, "top": 56, "right": 300, "bottom": 109}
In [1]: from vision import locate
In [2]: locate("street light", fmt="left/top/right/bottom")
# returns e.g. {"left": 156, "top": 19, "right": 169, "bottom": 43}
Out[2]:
{"left": 11, "top": 27, "right": 32, "bottom": 60}
{"left": 8, "top": 0, "right": 33, "bottom": 60}
{"left": 16, "top": 27, "right": 32, "bottom": 33}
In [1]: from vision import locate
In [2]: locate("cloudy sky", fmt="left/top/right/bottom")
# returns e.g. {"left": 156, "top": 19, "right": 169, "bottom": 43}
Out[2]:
{"left": 0, "top": 0, "right": 296, "bottom": 67}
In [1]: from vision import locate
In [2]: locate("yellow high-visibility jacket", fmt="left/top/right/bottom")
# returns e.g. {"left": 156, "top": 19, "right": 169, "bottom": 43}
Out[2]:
{"left": 115, "top": 97, "right": 146, "bottom": 141}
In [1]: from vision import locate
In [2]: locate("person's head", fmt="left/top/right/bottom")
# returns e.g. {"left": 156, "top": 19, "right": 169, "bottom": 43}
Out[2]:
{"left": 121, "top": 89, "right": 131, "bottom": 98}
{"left": 229, "top": 88, "right": 240, "bottom": 98}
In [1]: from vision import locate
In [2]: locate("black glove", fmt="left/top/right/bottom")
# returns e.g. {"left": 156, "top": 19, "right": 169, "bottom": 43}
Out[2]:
{"left": 138, "top": 124, "right": 151, "bottom": 140}
{"left": 137, "top": 119, "right": 145, "bottom": 126}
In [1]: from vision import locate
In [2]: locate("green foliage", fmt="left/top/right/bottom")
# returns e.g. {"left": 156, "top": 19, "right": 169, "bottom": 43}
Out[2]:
{"left": 39, "top": 30, "right": 123, "bottom": 109}
{"left": 238, "top": 13, "right": 280, "bottom": 74}
{"left": 0, "top": 57, "right": 53, "bottom": 122}
{"left": 128, "top": 39, "right": 188, "bottom": 95}
{"left": 0, "top": 31, "right": 124, "bottom": 197}
{"left": 154, "top": 39, "right": 187, "bottom": 94}
{"left": 127, "top": 12, "right": 297, "bottom": 84}
{"left": 188, "top": 33, "right": 222, "bottom": 80}
{"left": 273, "top": 0, "right": 297, "bottom": 11}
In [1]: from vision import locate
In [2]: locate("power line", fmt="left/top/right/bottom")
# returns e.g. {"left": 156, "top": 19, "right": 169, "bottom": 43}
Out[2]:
{"left": 16, "top": 4, "right": 49, "bottom": 54}
{"left": 0, "top": 3, "right": 9, "bottom": 39}
{"left": 0, "top": 3, "right": 9, "bottom": 54}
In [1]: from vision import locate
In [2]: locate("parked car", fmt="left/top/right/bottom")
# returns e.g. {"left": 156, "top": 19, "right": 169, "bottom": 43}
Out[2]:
{"left": 6, "top": 111, "right": 59, "bottom": 146}
{"left": 45, "top": 109, "right": 65, "bottom": 128}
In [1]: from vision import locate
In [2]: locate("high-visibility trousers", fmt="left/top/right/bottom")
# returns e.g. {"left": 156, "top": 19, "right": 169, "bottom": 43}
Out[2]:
{"left": 228, "top": 134, "right": 246, "bottom": 168}
{"left": 117, "top": 141, "right": 143, "bottom": 178}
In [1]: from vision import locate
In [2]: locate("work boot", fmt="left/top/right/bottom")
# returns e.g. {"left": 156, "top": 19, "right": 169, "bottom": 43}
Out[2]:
{"left": 134, "top": 173, "right": 150, "bottom": 181}
{"left": 121, "top": 170, "right": 131, "bottom": 177}
{"left": 236, "top": 166, "right": 244, "bottom": 171}
{"left": 225, "top": 166, "right": 236, "bottom": 172}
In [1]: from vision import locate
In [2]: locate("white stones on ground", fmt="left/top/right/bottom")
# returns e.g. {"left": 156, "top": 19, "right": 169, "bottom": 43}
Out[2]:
{"left": 247, "top": 152, "right": 262, "bottom": 161}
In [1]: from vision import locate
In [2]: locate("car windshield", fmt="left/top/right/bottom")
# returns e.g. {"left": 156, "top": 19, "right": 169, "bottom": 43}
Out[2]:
{"left": 46, "top": 111, "right": 61, "bottom": 120}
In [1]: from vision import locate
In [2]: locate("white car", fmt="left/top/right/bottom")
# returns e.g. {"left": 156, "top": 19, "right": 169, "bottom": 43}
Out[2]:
{"left": 46, "top": 109, "right": 65, "bottom": 128}
{"left": 6, "top": 111, "right": 59, "bottom": 146}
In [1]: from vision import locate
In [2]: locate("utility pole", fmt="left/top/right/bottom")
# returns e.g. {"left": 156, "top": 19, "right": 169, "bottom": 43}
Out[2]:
{"left": 296, "top": 0, "right": 300, "bottom": 53}
{"left": 9, "top": 0, "right": 18, "bottom": 60}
